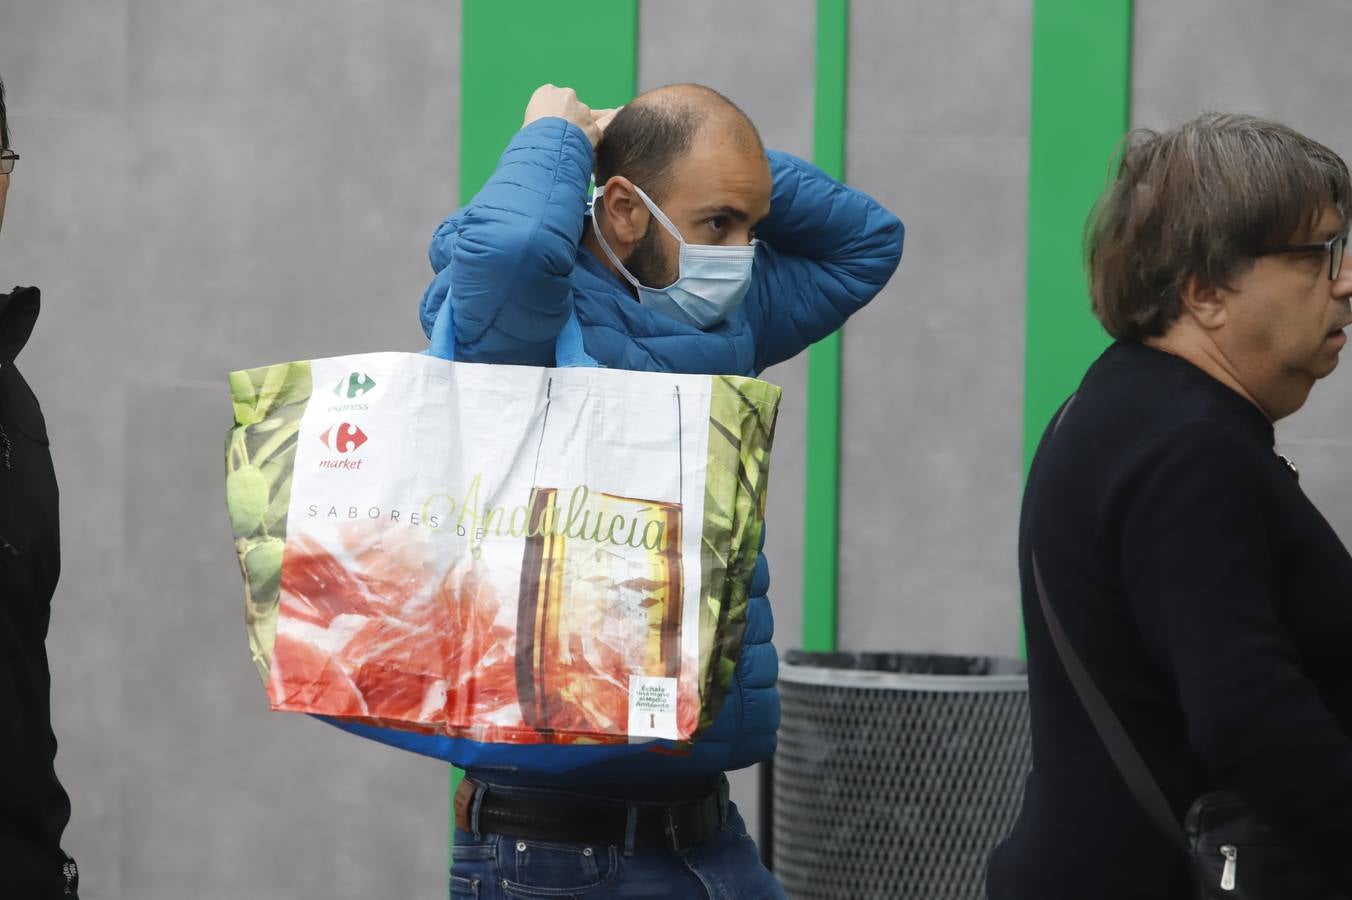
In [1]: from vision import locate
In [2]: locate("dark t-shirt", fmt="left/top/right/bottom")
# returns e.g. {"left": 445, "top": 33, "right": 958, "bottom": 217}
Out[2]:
{"left": 988, "top": 340, "right": 1352, "bottom": 899}
{"left": 0, "top": 287, "right": 75, "bottom": 897}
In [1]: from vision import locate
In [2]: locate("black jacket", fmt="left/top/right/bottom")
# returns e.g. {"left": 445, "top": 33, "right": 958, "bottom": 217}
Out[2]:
{"left": 988, "top": 341, "right": 1352, "bottom": 899}
{"left": 0, "top": 287, "right": 76, "bottom": 898}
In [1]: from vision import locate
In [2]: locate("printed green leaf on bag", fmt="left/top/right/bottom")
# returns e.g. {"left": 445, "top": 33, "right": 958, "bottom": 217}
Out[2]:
{"left": 224, "top": 360, "right": 313, "bottom": 680}
{"left": 697, "top": 376, "right": 780, "bottom": 732}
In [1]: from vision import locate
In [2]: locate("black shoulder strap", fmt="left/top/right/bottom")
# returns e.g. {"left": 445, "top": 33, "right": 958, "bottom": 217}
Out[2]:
{"left": 1032, "top": 396, "right": 1188, "bottom": 850}
{"left": 1032, "top": 554, "right": 1188, "bottom": 849}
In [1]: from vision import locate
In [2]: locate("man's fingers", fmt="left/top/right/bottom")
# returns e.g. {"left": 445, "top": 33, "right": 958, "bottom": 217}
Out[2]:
{"left": 593, "top": 107, "right": 621, "bottom": 136}
{"left": 523, "top": 84, "right": 596, "bottom": 132}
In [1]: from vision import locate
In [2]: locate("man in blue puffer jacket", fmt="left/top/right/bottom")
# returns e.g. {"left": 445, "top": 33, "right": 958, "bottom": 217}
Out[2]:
{"left": 426, "top": 83, "right": 902, "bottom": 899}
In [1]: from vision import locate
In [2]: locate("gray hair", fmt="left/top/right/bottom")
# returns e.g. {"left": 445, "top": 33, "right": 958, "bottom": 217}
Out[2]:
{"left": 1086, "top": 112, "right": 1351, "bottom": 341}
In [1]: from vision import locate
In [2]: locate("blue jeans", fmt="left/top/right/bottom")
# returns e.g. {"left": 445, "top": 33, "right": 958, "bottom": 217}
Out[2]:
{"left": 449, "top": 786, "right": 785, "bottom": 899}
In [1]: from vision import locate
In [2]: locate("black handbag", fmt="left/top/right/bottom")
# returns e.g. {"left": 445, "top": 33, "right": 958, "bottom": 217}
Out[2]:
{"left": 1032, "top": 553, "right": 1345, "bottom": 898}
{"left": 1184, "top": 792, "right": 1342, "bottom": 898}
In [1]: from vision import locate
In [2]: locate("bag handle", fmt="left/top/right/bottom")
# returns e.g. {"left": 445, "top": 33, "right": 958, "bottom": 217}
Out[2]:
{"left": 428, "top": 285, "right": 599, "bottom": 368}
{"left": 433, "top": 285, "right": 684, "bottom": 499}
{"left": 1032, "top": 396, "right": 1189, "bottom": 851}
{"left": 529, "top": 378, "right": 686, "bottom": 501}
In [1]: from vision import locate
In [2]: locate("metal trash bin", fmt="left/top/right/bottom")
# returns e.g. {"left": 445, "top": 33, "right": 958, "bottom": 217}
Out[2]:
{"left": 772, "top": 651, "right": 1031, "bottom": 900}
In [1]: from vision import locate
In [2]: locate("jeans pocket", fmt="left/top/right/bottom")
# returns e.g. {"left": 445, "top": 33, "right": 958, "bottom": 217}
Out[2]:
{"left": 499, "top": 839, "right": 620, "bottom": 897}
{"left": 453, "top": 834, "right": 499, "bottom": 864}
{"left": 449, "top": 873, "right": 481, "bottom": 898}
{"left": 452, "top": 832, "right": 497, "bottom": 897}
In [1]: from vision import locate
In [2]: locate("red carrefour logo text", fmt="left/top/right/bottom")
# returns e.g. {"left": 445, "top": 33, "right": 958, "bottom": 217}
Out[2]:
{"left": 320, "top": 423, "right": 368, "bottom": 454}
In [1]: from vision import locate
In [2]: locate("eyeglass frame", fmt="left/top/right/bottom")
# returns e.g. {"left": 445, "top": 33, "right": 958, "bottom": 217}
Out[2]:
{"left": 1256, "top": 231, "right": 1349, "bottom": 281}
{"left": 0, "top": 149, "right": 17, "bottom": 175}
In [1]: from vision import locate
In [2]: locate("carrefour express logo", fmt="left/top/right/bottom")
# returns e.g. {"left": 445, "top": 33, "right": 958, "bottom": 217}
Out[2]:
{"left": 334, "top": 372, "right": 377, "bottom": 399}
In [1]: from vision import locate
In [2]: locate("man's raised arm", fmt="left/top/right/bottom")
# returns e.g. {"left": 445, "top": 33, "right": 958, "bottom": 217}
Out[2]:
{"left": 747, "top": 151, "right": 903, "bottom": 372}
{"left": 419, "top": 85, "right": 617, "bottom": 365}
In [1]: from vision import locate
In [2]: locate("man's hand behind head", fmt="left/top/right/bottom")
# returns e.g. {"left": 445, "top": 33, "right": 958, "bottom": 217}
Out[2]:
{"left": 523, "top": 84, "right": 618, "bottom": 148}
{"left": 593, "top": 106, "right": 620, "bottom": 139}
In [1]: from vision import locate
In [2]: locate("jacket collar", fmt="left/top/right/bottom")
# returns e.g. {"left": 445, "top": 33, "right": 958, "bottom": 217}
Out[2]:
{"left": 0, "top": 286, "right": 39, "bottom": 365}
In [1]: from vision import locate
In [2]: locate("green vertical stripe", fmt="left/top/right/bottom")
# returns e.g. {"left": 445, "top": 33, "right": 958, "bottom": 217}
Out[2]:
{"left": 453, "top": 0, "right": 638, "bottom": 852}
{"left": 803, "top": 0, "right": 849, "bottom": 654}
{"left": 460, "top": 1, "right": 638, "bottom": 204}
{"left": 1023, "top": 0, "right": 1133, "bottom": 471}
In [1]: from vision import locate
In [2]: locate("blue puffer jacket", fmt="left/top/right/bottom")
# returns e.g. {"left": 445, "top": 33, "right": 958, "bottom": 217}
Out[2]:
{"left": 339, "top": 117, "right": 902, "bottom": 782}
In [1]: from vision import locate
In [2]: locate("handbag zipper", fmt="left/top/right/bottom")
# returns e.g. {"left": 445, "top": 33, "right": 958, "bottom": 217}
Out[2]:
{"left": 1220, "top": 844, "right": 1237, "bottom": 891}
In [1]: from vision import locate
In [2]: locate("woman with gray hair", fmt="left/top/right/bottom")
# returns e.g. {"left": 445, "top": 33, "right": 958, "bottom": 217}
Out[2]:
{"left": 987, "top": 114, "right": 1352, "bottom": 898}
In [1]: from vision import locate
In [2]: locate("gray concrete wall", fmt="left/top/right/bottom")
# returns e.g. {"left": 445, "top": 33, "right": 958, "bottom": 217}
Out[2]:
{"left": 1132, "top": 0, "right": 1352, "bottom": 542}
{"left": 839, "top": 0, "right": 1031, "bottom": 659}
{"left": 2, "top": 1, "right": 458, "bottom": 897}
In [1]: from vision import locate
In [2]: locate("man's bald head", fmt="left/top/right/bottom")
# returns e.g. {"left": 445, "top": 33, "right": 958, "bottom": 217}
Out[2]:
{"left": 595, "top": 83, "right": 763, "bottom": 204}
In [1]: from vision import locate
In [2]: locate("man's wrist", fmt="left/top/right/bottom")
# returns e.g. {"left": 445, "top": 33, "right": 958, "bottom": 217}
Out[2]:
{"left": 522, "top": 115, "right": 598, "bottom": 148}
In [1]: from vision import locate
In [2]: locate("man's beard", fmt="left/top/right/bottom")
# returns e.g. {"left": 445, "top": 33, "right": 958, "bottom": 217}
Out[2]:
{"left": 625, "top": 221, "right": 677, "bottom": 290}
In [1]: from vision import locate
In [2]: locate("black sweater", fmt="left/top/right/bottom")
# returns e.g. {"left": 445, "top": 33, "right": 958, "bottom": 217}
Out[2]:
{"left": 0, "top": 287, "right": 75, "bottom": 897}
{"left": 988, "top": 341, "right": 1352, "bottom": 899}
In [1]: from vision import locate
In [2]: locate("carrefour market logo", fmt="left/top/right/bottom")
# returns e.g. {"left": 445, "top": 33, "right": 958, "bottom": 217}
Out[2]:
{"left": 334, "top": 372, "right": 377, "bottom": 399}
{"left": 320, "top": 423, "right": 368, "bottom": 454}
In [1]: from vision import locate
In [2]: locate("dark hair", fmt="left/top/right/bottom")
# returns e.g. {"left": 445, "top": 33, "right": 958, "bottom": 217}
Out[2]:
{"left": 0, "top": 75, "right": 8, "bottom": 150}
{"left": 594, "top": 84, "right": 759, "bottom": 203}
{"left": 1086, "top": 112, "right": 1351, "bottom": 341}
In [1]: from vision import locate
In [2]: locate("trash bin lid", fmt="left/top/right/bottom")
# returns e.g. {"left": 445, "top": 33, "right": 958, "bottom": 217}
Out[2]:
{"left": 780, "top": 650, "right": 1027, "bottom": 693}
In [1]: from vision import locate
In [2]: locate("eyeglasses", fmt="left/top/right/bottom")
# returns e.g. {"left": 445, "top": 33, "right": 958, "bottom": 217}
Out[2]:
{"left": 0, "top": 150, "right": 17, "bottom": 175}
{"left": 1257, "top": 231, "right": 1350, "bottom": 281}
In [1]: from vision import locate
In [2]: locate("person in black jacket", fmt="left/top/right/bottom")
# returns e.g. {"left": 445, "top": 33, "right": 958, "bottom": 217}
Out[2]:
{"left": 0, "top": 75, "right": 79, "bottom": 899}
{"left": 987, "top": 113, "right": 1352, "bottom": 899}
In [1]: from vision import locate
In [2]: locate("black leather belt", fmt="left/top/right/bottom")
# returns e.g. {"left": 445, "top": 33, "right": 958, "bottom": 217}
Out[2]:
{"left": 453, "top": 776, "right": 728, "bottom": 855}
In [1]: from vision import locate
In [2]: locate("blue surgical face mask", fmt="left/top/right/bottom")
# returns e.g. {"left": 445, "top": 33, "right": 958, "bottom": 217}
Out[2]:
{"left": 591, "top": 183, "right": 756, "bottom": 329}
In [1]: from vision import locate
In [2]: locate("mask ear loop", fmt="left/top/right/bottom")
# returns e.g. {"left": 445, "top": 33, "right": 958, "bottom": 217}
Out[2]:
{"left": 590, "top": 187, "right": 645, "bottom": 291}
{"left": 628, "top": 183, "right": 688, "bottom": 245}
{"left": 630, "top": 182, "right": 757, "bottom": 256}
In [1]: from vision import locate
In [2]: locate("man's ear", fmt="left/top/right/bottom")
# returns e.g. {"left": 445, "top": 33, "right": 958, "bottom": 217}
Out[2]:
{"left": 1180, "top": 274, "right": 1228, "bottom": 330}
{"left": 599, "top": 176, "right": 650, "bottom": 247}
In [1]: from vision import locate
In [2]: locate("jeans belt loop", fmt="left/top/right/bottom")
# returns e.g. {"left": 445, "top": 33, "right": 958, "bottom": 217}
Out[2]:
{"left": 470, "top": 782, "right": 488, "bottom": 840}
{"left": 664, "top": 807, "right": 686, "bottom": 855}
{"left": 623, "top": 804, "right": 639, "bottom": 858}
{"left": 716, "top": 776, "right": 730, "bottom": 826}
